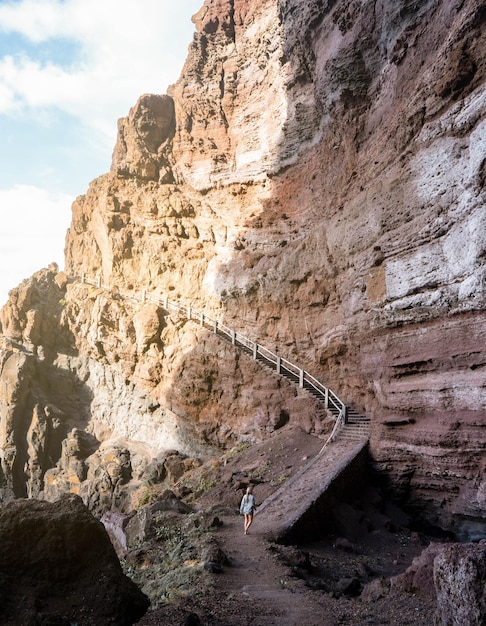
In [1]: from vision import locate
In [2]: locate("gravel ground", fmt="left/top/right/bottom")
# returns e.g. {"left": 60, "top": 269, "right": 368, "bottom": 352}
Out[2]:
{"left": 135, "top": 425, "right": 439, "bottom": 625}
{"left": 136, "top": 512, "right": 437, "bottom": 625}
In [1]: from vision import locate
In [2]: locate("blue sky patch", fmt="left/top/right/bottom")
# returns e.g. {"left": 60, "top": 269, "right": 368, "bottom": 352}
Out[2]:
{"left": 0, "top": 32, "right": 81, "bottom": 68}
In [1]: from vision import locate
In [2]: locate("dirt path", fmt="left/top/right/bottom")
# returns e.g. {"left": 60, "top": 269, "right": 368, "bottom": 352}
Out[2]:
{"left": 199, "top": 510, "right": 438, "bottom": 626}
{"left": 136, "top": 424, "right": 437, "bottom": 625}
{"left": 210, "top": 514, "right": 333, "bottom": 626}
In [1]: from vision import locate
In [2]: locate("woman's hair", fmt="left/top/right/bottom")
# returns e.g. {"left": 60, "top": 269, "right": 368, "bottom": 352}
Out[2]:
{"left": 245, "top": 485, "right": 252, "bottom": 503}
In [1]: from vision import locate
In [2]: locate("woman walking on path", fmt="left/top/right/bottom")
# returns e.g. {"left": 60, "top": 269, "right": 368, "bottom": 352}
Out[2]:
{"left": 240, "top": 486, "right": 256, "bottom": 535}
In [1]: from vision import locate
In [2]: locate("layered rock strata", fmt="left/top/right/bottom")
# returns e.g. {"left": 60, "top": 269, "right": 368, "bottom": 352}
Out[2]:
{"left": 0, "top": 0, "right": 485, "bottom": 538}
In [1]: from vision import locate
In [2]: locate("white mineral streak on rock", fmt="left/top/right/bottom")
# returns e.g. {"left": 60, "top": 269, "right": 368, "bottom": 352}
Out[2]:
{"left": 384, "top": 86, "right": 486, "bottom": 310}
{"left": 0, "top": 0, "right": 485, "bottom": 538}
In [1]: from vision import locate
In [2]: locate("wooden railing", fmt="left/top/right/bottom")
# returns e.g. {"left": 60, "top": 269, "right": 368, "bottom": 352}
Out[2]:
{"left": 77, "top": 274, "right": 348, "bottom": 440}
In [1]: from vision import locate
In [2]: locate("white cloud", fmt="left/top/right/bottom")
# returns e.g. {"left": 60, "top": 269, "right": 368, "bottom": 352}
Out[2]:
{"left": 0, "top": 55, "right": 83, "bottom": 109}
{"left": 0, "top": 0, "right": 64, "bottom": 42}
{"left": 0, "top": 79, "right": 16, "bottom": 112}
{"left": 0, "top": 185, "right": 73, "bottom": 304}
{"left": 0, "top": 0, "right": 200, "bottom": 305}
{"left": 0, "top": 0, "right": 198, "bottom": 137}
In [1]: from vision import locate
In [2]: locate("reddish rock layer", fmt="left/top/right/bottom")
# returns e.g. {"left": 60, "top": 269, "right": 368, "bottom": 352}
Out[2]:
{"left": 0, "top": 0, "right": 485, "bottom": 538}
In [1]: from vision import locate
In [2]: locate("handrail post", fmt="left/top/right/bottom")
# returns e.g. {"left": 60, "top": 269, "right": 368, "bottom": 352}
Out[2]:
{"left": 69, "top": 275, "right": 355, "bottom": 430}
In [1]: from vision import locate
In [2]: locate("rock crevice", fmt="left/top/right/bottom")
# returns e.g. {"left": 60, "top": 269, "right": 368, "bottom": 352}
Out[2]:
{"left": 0, "top": 0, "right": 485, "bottom": 539}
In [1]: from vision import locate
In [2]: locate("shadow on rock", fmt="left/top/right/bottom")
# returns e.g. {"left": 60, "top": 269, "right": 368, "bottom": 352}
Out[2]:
{"left": 0, "top": 493, "right": 149, "bottom": 625}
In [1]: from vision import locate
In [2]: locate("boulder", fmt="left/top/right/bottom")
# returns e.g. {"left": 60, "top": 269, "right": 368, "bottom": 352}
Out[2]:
{"left": 390, "top": 542, "right": 447, "bottom": 599}
{"left": 101, "top": 509, "right": 134, "bottom": 559}
{"left": 111, "top": 93, "right": 175, "bottom": 180}
{"left": 133, "top": 303, "right": 163, "bottom": 352}
{"left": 0, "top": 494, "right": 149, "bottom": 625}
{"left": 80, "top": 443, "right": 133, "bottom": 514}
{"left": 434, "top": 542, "right": 486, "bottom": 626}
{"left": 124, "top": 490, "right": 192, "bottom": 549}
{"left": 360, "top": 576, "right": 391, "bottom": 603}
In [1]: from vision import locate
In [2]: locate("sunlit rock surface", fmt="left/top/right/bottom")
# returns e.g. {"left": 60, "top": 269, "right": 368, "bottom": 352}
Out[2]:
{"left": 0, "top": 0, "right": 485, "bottom": 539}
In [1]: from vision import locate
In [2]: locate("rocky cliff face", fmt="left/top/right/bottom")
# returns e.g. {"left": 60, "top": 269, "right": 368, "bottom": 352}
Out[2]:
{"left": 0, "top": 0, "right": 485, "bottom": 539}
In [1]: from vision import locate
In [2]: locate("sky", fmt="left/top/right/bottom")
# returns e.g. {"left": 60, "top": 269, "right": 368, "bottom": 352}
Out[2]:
{"left": 0, "top": 0, "right": 202, "bottom": 306}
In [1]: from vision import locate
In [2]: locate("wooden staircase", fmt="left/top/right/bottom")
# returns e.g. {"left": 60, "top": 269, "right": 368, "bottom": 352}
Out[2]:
{"left": 76, "top": 275, "right": 371, "bottom": 447}
{"left": 76, "top": 275, "right": 374, "bottom": 541}
{"left": 336, "top": 411, "right": 371, "bottom": 443}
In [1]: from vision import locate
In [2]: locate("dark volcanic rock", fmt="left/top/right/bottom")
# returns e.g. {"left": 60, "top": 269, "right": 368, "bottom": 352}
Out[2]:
{"left": 1, "top": 0, "right": 486, "bottom": 545}
{"left": 0, "top": 493, "right": 149, "bottom": 625}
{"left": 434, "top": 542, "right": 486, "bottom": 626}
{"left": 390, "top": 541, "right": 447, "bottom": 599}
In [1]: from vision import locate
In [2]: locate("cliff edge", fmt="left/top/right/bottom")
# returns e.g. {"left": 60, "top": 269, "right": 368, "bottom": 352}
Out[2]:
{"left": 0, "top": 0, "right": 485, "bottom": 540}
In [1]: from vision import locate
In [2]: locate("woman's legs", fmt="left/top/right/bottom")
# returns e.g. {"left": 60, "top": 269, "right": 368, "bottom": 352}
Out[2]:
{"left": 244, "top": 513, "right": 254, "bottom": 534}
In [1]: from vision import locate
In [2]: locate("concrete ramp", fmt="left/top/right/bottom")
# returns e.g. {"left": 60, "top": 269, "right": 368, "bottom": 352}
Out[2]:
{"left": 256, "top": 440, "right": 368, "bottom": 544}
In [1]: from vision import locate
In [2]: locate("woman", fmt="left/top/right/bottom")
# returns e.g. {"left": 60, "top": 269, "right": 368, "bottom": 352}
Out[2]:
{"left": 240, "top": 486, "right": 256, "bottom": 535}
